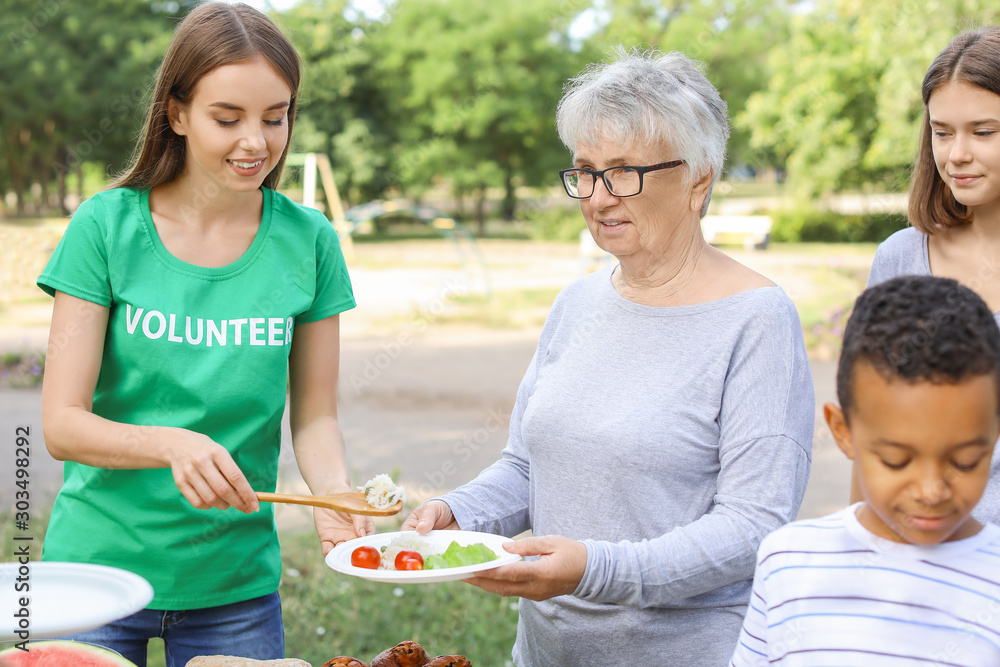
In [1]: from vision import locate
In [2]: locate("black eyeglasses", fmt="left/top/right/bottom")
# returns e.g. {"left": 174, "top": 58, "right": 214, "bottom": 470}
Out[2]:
{"left": 558, "top": 160, "right": 686, "bottom": 199}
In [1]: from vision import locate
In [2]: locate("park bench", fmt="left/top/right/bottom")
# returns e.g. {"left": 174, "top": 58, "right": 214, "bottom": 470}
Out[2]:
{"left": 700, "top": 214, "right": 772, "bottom": 249}
{"left": 578, "top": 213, "right": 773, "bottom": 273}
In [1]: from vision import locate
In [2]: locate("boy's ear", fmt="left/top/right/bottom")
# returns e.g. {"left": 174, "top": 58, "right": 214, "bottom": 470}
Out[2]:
{"left": 167, "top": 97, "right": 187, "bottom": 136}
{"left": 824, "top": 402, "right": 855, "bottom": 461}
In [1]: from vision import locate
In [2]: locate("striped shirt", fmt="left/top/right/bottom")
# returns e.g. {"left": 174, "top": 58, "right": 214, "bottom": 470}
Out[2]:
{"left": 730, "top": 504, "right": 1000, "bottom": 666}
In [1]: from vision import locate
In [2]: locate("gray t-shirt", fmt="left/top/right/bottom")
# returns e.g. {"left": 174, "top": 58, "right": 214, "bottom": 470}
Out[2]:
{"left": 441, "top": 267, "right": 815, "bottom": 666}
{"left": 869, "top": 226, "right": 1000, "bottom": 524}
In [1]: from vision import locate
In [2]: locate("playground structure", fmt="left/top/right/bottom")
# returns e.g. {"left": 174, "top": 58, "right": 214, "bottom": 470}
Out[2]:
{"left": 283, "top": 152, "right": 351, "bottom": 246}
{"left": 285, "top": 153, "right": 492, "bottom": 297}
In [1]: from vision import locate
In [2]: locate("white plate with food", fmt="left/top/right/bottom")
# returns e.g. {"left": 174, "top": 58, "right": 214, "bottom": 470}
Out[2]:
{"left": 0, "top": 562, "right": 154, "bottom": 640}
{"left": 325, "top": 530, "right": 521, "bottom": 583}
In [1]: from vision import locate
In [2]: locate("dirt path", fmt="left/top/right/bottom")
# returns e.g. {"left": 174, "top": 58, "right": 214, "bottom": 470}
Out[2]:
{"left": 0, "top": 337, "right": 847, "bottom": 530}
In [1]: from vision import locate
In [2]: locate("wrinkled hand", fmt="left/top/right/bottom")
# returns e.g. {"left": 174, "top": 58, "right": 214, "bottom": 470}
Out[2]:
{"left": 463, "top": 535, "right": 587, "bottom": 602}
{"left": 315, "top": 508, "right": 374, "bottom": 556}
{"left": 400, "top": 499, "right": 460, "bottom": 534}
{"left": 168, "top": 431, "right": 259, "bottom": 513}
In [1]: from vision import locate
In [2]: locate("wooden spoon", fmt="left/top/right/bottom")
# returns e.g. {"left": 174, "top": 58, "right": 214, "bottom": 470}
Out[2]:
{"left": 255, "top": 491, "right": 403, "bottom": 516}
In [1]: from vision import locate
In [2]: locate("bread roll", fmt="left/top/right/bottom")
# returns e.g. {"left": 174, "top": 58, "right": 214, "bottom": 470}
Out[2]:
{"left": 320, "top": 658, "right": 370, "bottom": 667}
{"left": 184, "top": 658, "right": 311, "bottom": 667}
{"left": 370, "top": 640, "right": 429, "bottom": 667}
{"left": 423, "top": 657, "right": 471, "bottom": 667}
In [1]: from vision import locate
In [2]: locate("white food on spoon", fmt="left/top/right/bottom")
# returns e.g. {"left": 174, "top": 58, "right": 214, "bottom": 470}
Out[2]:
{"left": 358, "top": 473, "right": 406, "bottom": 509}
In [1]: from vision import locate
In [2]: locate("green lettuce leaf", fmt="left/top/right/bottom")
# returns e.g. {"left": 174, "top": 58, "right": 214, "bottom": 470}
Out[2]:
{"left": 424, "top": 541, "right": 499, "bottom": 569}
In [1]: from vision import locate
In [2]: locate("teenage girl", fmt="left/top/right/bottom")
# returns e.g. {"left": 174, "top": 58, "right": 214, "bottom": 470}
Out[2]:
{"left": 38, "top": 4, "right": 369, "bottom": 665}
{"left": 855, "top": 26, "right": 1000, "bottom": 521}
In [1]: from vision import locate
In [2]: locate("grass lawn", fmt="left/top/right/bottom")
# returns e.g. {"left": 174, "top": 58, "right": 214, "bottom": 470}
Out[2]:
{"left": 0, "top": 512, "right": 517, "bottom": 667}
{"left": 766, "top": 241, "right": 879, "bottom": 256}
{"left": 277, "top": 529, "right": 518, "bottom": 666}
{"left": 144, "top": 531, "right": 519, "bottom": 666}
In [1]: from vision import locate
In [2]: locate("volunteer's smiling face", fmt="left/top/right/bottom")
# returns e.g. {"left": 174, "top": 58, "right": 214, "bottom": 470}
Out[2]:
{"left": 827, "top": 363, "right": 999, "bottom": 545}
{"left": 169, "top": 57, "right": 292, "bottom": 193}
{"left": 573, "top": 139, "right": 707, "bottom": 261}
{"left": 928, "top": 80, "right": 1000, "bottom": 215}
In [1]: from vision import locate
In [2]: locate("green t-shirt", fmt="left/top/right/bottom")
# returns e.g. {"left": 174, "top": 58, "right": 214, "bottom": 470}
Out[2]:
{"left": 37, "top": 187, "right": 355, "bottom": 609}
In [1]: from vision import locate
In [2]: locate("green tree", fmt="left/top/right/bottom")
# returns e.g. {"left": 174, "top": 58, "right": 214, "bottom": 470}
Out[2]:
{"left": 280, "top": 0, "right": 395, "bottom": 208}
{"left": 0, "top": 0, "right": 189, "bottom": 215}
{"left": 738, "top": 0, "right": 998, "bottom": 197}
{"left": 590, "top": 0, "right": 793, "bottom": 173}
{"left": 368, "top": 0, "right": 592, "bottom": 233}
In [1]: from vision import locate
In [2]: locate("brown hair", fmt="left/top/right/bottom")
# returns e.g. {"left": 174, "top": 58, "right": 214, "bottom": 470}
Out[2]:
{"left": 909, "top": 26, "right": 1000, "bottom": 233}
{"left": 110, "top": 2, "right": 300, "bottom": 191}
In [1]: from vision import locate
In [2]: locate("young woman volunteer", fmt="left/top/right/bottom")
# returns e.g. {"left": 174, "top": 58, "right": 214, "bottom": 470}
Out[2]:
{"left": 38, "top": 4, "right": 368, "bottom": 664}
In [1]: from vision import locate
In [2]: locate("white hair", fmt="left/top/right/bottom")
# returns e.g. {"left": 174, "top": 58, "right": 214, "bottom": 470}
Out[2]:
{"left": 556, "top": 46, "right": 730, "bottom": 216}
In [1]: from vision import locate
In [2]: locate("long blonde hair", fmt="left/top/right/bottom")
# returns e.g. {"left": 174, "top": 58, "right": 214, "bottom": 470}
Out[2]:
{"left": 111, "top": 2, "right": 300, "bottom": 191}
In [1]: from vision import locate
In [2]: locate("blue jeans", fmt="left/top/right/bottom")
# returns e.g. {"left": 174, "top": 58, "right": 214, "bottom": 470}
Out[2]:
{"left": 60, "top": 592, "right": 283, "bottom": 667}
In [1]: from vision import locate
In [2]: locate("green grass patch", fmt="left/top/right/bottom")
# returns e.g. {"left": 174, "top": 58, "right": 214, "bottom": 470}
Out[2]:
{"left": 351, "top": 228, "right": 453, "bottom": 242}
{"left": 346, "top": 255, "right": 466, "bottom": 271}
{"left": 766, "top": 242, "right": 880, "bottom": 256}
{"left": 352, "top": 285, "right": 560, "bottom": 332}
{"left": 2, "top": 512, "right": 516, "bottom": 667}
{"left": 439, "top": 289, "right": 560, "bottom": 329}
{"left": 0, "top": 509, "right": 49, "bottom": 548}
{"left": 148, "top": 639, "right": 166, "bottom": 667}
{"left": 278, "top": 530, "right": 517, "bottom": 665}
{"left": 1, "top": 350, "right": 45, "bottom": 388}
{"left": 788, "top": 264, "right": 869, "bottom": 361}
{"left": 0, "top": 217, "right": 69, "bottom": 228}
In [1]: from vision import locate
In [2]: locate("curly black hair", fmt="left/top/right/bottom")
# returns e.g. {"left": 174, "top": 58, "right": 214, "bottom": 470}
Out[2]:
{"left": 837, "top": 275, "right": 1000, "bottom": 421}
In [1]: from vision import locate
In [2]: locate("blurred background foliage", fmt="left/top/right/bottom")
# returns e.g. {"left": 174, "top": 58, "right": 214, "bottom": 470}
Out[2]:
{"left": 1, "top": 0, "right": 998, "bottom": 238}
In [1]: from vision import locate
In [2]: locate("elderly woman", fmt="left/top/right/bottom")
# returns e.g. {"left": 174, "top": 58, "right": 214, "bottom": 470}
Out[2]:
{"left": 402, "top": 48, "right": 814, "bottom": 665}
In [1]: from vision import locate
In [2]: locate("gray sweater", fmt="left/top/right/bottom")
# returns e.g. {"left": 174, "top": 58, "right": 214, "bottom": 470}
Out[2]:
{"left": 868, "top": 226, "right": 1000, "bottom": 524}
{"left": 442, "top": 267, "right": 814, "bottom": 666}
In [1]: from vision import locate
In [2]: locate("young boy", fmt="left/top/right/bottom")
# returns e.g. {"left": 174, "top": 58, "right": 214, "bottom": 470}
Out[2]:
{"left": 730, "top": 275, "right": 1000, "bottom": 666}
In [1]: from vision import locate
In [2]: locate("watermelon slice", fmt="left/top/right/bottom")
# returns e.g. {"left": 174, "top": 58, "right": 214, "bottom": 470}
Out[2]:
{"left": 0, "top": 640, "right": 137, "bottom": 666}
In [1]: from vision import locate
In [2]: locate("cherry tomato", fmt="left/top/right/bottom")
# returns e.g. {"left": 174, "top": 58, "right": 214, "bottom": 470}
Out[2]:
{"left": 394, "top": 550, "right": 424, "bottom": 571}
{"left": 351, "top": 546, "right": 381, "bottom": 569}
